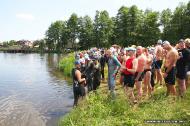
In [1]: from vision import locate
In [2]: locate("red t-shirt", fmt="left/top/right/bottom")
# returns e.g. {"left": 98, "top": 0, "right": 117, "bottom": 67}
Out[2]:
{"left": 124, "top": 57, "right": 135, "bottom": 75}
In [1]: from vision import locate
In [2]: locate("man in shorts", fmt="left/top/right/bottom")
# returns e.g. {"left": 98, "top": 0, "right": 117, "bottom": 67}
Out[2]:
{"left": 163, "top": 41, "right": 178, "bottom": 96}
{"left": 122, "top": 47, "right": 138, "bottom": 103}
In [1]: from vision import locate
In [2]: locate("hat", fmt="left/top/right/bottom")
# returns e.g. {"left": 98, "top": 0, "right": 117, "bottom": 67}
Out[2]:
{"left": 179, "top": 39, "right": 184, "bottom": 43}
{"left": 126, "top": 47, "right": 136, "bottom": 51}
{"left": 163, "top": 41, "right": 170, "bottom": 46}
{"left": 74, "top": 60, "right": 80, "bottom": 65}
{"left": 157, "top": 40, "right": 162, "bottom": 45}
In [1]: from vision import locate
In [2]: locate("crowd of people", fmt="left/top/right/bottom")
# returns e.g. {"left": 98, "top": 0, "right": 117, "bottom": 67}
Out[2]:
{"left": 72, "top": 38, "right": 190, "bottom": 106}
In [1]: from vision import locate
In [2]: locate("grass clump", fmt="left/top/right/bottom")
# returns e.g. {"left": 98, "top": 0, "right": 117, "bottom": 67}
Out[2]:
{"left": 59, "top": 53, "right": 75, "bottom": 77}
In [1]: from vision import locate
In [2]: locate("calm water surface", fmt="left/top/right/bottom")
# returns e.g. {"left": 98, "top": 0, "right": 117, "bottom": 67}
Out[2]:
{"left": 0, "top": 53, "right": 73, "bottom": 126}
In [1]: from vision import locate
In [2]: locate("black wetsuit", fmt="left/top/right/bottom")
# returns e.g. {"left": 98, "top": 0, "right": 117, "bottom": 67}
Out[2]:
{"left": 176, "top": 48, "right": 190, "bottom": 79}
{"left": 93, "top": 64, "right": 101, "bottom": 90}
{"left": 85, "top": 62, "right": 94, "bottom": 92}
{"left": 100, "top": 54, "right": 106, "bottom": 79}
{"left": 72, "top": 68, "right": 85, "bottom": 106}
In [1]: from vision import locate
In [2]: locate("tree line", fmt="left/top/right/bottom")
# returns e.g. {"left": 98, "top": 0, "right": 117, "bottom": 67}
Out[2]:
{"left": 2, "top": 2, "right": 190, "bottom": 52}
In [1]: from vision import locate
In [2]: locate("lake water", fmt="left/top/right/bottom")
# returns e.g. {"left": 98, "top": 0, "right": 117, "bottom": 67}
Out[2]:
{"left": 0, "top": 53, "right": 73, "bottom": 126}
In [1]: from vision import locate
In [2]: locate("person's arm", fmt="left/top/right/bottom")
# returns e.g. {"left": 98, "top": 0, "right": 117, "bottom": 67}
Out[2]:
{"left": 127, "top": 59, "right": 138, "bottom": 74}
{"left": 75, "top": 70, "right": 86, "bottom": 83}
{"left": 113, "top": 57, "right": 121, "bottom": 74}
{"left": 113, "top": 57, "right": 121, "bottom": 76}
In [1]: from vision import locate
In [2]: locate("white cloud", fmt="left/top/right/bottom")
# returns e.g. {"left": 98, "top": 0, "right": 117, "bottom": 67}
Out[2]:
{"left": 16, "top": 13, "right": 35, "bottom": 21}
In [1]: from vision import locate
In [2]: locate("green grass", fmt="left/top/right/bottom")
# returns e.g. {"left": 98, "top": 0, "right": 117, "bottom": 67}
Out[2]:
{"left": 58, "top": 81, "right": 190, "bottom": 126}
{"left": 58, "top": 55, "right": 190, "bottom": 126}
{"left": 58, "top": 53, "right": 75, "bottom": 77}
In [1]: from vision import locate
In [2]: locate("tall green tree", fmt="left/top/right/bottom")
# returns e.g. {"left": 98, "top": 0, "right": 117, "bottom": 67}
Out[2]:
{"left": 139, "top": 10, "right": 160, "bottom": 46}
{"left": 93, "top": 10, "right": 114, "bottom": 47}
{"left": 78, "top": 16, "right": 93, "bottom": 49}
{"left": 67, "top": 13, "right": 79, "bottom": 49}
{"left": 125, "top": 5, "right": 142, "bottom": 46}
{"left": 182, "top": 1, "right": 190, "bottom": 38}
{"left": 160, "top": 9, "right": 172, "bottom": 41}
{"left": 115, "top": 6, "right": 129, "bottom": 46}
{"left": 60, "top": 21, "right": 70, "bottom": 50}
{"left": 45, "top": 20, "right": 64, "bottom": 51}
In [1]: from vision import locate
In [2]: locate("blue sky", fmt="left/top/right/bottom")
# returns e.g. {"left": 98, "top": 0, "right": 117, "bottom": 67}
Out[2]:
{"left": 0, "top": 0, "right": 189, "bottom": 42}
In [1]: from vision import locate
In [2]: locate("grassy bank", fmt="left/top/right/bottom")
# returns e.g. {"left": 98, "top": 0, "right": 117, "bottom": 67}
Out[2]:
{"left": 59, "top": 80, "right": 190, "bottom": 126}
{"left": 59, "top": 53, "right": 75, "bottom": 77}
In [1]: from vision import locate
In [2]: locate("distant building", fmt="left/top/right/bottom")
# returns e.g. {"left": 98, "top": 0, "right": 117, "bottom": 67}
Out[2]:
{"left": 17, "top": 40, "right": 33, "bottom": 48}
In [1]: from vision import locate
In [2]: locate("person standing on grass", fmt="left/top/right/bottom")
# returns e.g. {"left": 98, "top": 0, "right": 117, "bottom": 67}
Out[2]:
{"left": 162, "top": 41, "right": 178, "bottom": 96}
{"left": 106, "top": 49, "right": 121, "bottom": 97}
{"left": 149, "top": 48, "right": 156, "bottom": 91}
{"left": 122, "top": 47, "right": 138, "bottom": 103}
{"left": 155, "top": 40, "right": 164, "bottom": 85}
{"left": 176, "top": 39, "right": 189, "bottom": 97}
{"left": 93, "top": 58, "right": 101, "bottom": 90}
{"left": 72, "top": 61, "right": 86, "bottom": 106}
{"left": 100, "top": 49, "right": 106, "bottom": 81}
{"left": 184, "top": 38, "right": 190, "bottom": 89}
{"left": 135, "top": 46, "right": 146, "bottom": 100}
{"left": 143, "top": 48, "right": 153, "bottom": 96}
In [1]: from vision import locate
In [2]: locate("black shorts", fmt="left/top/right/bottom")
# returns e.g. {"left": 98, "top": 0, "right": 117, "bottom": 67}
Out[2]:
{"left": 176, "top": 68, "right": 187, "bottom": 80}
{"left": 164, "top": 67, "right": 176, "bottom": 85}
{"left": 134, "top": 72, "right": 144, "bottom": 81}
{"left": 121, "top": 72, "right": 125, "bottom": 76}
{"left": 144, "top": 69, "right": 151, "bottom": 74}
{"left": 124, "top": 74, "right": 135, "bottom": 88}
{"left": 155, "top": 60, "right": 163, "bottom": 69}
{"left": 73, "top": 85, "right": 85, "bottom": 100}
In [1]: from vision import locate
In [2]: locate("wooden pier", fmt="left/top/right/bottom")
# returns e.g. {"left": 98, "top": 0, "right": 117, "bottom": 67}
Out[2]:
{"left": 3, "top": 49, "right": 34, "bottom": 53}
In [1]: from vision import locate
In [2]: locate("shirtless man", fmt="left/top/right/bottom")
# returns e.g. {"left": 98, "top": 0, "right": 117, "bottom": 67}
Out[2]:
{"left": 120, "top": 48, "right": 129, "bottom": 85}
{"left": 155, "top": 40, "right": 163, "bottom": 85}
{"left": 135, "top": 46, "right": 146, "bottom": 99}
{"left": 143, "top": 48, "right": 153, "bottom": 96}
{"left": 121, "top": 47, "right": 138, "bottom": 103}
{"left": 163, "top": 41, "right": 178, "bottom": 96}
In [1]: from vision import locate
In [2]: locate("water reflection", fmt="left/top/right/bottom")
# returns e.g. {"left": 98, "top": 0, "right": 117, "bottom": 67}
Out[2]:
{"left": 0, "top": 53, "right": 73, "bottom": 126}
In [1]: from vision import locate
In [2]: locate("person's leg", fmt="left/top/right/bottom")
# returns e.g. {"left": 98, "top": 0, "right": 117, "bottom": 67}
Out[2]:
{"left": 120, "top": 74, "right": 124, "bottom": 85}
{"left": 151, "top": 70, "right": 155, "bottom": 91}
{"left": 108, "top": 74, "right": 111, "bottom": 90}
{"left": 101, "top": 66, "right": 105, "bottom": 80}
{"left": 166, "top": 84, "right": 170, "bottom": 96}
{"left": 178, "top": 78, "right": 186, "bottom": 97}
{"left": 110, "top": 74, "right": 116, "bottom": 97}
{"left": 143, "top": 73, "right": 148, "bottom": 96}
{"left": 73, "top": 87, "right": 79, "bottom": 107}
{"left": 146, "top": 71, "right": 152, "bottom": 96}
{"left": 186, "top": 71, "right": 190, "bottom": 89}
{"left": 157, "top": 69, "right": 163, "bottom": 85}
{"left": 155, "top": 69, "right": 159, "bottom": 84}
{"left": 126, "top": 87, "right": 135, "bottom": 102}
{"left": 169, "top": 85, "right": 176, "bottom": 96}
{"left": 136, "top": 81, "right": 142, "bottom": 99}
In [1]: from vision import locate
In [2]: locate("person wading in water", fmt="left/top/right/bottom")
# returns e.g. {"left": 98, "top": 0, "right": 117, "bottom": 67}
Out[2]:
{"left": 72, "top": 61, "right": 86, "bottom": 106}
